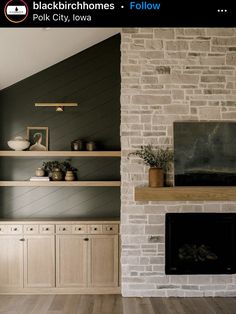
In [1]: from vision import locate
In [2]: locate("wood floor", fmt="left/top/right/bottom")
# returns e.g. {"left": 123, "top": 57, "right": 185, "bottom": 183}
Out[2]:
{"left": 0, "top": 295, "right": 236, "bottom": 314}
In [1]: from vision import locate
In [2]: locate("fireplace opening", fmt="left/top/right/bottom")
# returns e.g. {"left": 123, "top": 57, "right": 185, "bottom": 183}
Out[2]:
{"left": 165, "top": 213, "right": 236, "bottom": 274}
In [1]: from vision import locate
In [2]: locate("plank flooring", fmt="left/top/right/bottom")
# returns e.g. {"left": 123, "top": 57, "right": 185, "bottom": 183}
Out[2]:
{"left": 0, "top": 295, "right": 236, "bottom": 314}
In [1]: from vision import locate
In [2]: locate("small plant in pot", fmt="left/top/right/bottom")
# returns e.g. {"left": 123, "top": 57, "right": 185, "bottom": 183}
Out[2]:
{"left": 128, "top": 145, "right": 173, "bottom": 187}
{"left": 42, "top": 160, "right": 77, "bottom": 181}
{"left": 62, "top": 160, "right": 78, "bottom": 181}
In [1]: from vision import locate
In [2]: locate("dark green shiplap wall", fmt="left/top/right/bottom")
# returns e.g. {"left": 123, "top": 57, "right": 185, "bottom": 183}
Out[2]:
{"left": 0, "top": 34, "right": 121, "bottom": 219}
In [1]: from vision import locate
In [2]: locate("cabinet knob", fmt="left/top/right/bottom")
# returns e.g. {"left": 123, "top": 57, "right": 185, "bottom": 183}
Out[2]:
{"left": 63, "top": 228, "right": 66, "bottom": 231}
{"left": 30, "top": 228, "right": 33, "bottom": 231}
{"left": 14, "top": 228, "right": 17, "bottom": 231}
{"left": 94, "top": 228, "right": 97, "bottom": 231}
{"left": 19, "top": 238, "right": 25, "bottom": 242}
{"left": 46, "top": 228, "right": 49, "bottom": 231}
{"left": 84, "top": 238, "right": 89, "bottom": 241}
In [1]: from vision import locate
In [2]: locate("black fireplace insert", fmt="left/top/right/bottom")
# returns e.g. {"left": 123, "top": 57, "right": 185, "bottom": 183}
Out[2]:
{"left": 165, "top": 213, "right": 236, "bottom": 274}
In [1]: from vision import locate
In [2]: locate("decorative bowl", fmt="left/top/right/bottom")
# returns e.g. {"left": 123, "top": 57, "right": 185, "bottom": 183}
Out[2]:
{"left": 7, "top": 136, "right": 30, "bottom": 151}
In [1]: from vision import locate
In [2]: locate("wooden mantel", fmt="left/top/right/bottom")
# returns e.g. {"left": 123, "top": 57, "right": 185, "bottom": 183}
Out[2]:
{"left": 135, "top": 186, "right": 236, "bottom": 201}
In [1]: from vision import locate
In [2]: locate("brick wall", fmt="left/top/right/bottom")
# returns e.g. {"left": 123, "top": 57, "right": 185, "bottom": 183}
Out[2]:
{"left": 120, "top": 28, "right": 236, "bottom": 297}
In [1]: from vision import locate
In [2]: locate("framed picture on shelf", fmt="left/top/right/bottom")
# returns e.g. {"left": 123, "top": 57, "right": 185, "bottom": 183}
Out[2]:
{"left": 27, "top": 127, "right": 49, "bottom": 151}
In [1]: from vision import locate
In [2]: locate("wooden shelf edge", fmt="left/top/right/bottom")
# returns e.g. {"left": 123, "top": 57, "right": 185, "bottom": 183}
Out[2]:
{"left": 0, "top": 181, "right": 121, "bottom": 187}
{"left": 135, "top": 186, "right": 236, "bottom": 201}
{"left": 0, "top": 151, "right": 121, "bottom": 157}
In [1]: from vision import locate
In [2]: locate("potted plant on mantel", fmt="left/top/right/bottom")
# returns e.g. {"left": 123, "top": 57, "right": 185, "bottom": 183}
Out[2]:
{"left": 129, "top": 145, "right": 174, "bottom": 187}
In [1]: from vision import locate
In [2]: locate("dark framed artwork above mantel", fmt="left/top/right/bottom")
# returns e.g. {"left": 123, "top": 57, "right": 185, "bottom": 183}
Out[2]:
{"left": 174, "top": 121, "right": 236, "bottom": 186}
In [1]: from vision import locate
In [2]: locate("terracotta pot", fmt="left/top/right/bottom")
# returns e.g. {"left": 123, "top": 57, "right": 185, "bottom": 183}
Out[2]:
{"left": 149, "top": 168, "right": 164, "bottom": 187}
{"left": 65, "top": 170, "right": 75, "bottom": 181}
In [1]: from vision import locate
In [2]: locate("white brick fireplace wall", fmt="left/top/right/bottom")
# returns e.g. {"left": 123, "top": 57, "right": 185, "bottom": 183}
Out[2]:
{"left": 120, "top": 28, "right": 236, "bottom": 297}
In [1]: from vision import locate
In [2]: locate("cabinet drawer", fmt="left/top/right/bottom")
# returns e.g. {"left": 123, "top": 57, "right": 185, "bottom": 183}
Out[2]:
{"left": 89, "top": 225, "right": 102, "bottom": 234}
{"left": 40, "top": 225, "right": 54, "bottom": 235}
{"left": 7, "top": 225, "right": 23, "bottom": 234}
{"left": 24, "top": 225, "right": 39, "bottom": 234}
{"left": 102, "top": 224, "right": 119, "bottom": 234}
{"left": 72, "top": 225, "right": 88, "bottom": 234}
{"left": 56, "top": 225, "right": 72, "bottom": 234}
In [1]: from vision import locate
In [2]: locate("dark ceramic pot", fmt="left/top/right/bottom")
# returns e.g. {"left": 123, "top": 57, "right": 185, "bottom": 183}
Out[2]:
{"left": 86, "top": 141, "right": 96, "bottom": 151}
{"left": 51, "top": 168, "right": 64, "bottom": 181}
{"left": 71, "top": 139, "right": 84, "bottom": 151}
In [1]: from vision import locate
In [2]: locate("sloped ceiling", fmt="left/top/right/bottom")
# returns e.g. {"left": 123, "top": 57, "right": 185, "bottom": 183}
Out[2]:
{"left": 0, "top": 28, "right": 121, "bottom": 90}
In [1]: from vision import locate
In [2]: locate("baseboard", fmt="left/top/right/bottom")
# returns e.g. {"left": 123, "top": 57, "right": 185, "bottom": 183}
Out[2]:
{"left": 0, "top": 287, "right": 121, "bottom": 295}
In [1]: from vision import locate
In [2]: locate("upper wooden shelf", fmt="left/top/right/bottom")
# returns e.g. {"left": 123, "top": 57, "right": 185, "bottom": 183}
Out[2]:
{"left": 135, "top": 186, "right": 236, "bottom": 201}
{"left": 0, "top": 151, "right": 121, "bottom": 157}
{"left": 0, "top": 181, "right": 121, "bottom": 187}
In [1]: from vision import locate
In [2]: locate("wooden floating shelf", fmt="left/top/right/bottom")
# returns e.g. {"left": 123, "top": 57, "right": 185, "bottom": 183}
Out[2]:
{"left": 0, "top": 151, "right": 121, "bottom": 157}
{"left": 0, "top": 181, "right": 121, "bottom": 187}
{"left": 135, "top": 186, "right": 236, "bottom": 201}
{"left": 35, "top": 103, "right": 78, "bottom": 107}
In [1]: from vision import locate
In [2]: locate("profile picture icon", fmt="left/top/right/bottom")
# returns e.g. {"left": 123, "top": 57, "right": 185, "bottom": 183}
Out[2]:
{"left": 4, "top": 0, "right": 29, "bottom": 23}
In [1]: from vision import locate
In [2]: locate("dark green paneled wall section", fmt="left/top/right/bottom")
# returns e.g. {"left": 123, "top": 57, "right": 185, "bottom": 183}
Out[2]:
{"left": 0, "top": 34, "right": 121, "bottom": 219}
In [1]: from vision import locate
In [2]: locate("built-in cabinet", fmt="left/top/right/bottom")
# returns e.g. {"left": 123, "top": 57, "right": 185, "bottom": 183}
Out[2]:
{"left": 56, "top": 235, "right": 88, "bottom": 288}
{"left": 24, "top": 235, "right": 55, "bottom": 288}
{"left": 0, "top": 235, "right": 23, "bottom": 289}
{"left": 89, "top": 234, "right": 118, "bottom": 287}
{"left": 0, "top": 220, "right": 120, "bottom": 294}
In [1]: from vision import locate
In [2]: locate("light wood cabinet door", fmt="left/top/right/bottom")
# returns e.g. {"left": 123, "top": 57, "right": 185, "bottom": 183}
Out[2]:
{"left": 56, "top": 235, "right": 88, "bottom": 287}
{"left": 24, "top": 236, "right": 55, "bottom": 288}
{"left": 0, "top": 236, "right": 23, "bottom": 289}
{"left": 89, "top": 235, "right": 119, "bottom": 287}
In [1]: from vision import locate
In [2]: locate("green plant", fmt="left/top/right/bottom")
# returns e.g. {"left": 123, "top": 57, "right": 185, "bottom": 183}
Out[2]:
{"left": 42, "top": 159, "right": 77, "bottom": 174}
{"left": 62, "top": 160, "right": 77, "bottom": 172}
{"left": 128, "top": 145, "right": 173, "bottom": 171}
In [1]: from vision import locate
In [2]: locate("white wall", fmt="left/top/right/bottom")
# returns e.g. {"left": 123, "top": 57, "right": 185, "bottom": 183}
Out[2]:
{"left": 0, "top": 28, "right": 121, "bottom": 90}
